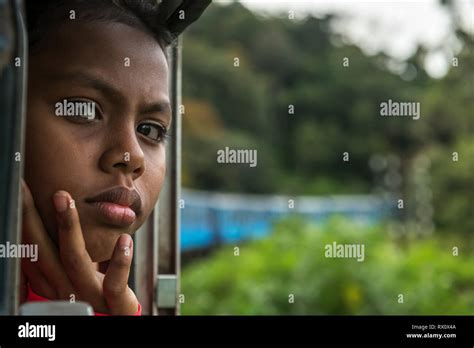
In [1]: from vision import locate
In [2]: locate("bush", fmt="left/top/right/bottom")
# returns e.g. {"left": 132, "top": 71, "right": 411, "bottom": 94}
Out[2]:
{"left": 181, "top": 217, "right": 474, "bottom": 314}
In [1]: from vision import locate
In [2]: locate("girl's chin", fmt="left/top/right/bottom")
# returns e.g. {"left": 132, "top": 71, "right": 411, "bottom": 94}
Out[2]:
{"left": 83, "top": 229, "right": 120, "bottom": 263}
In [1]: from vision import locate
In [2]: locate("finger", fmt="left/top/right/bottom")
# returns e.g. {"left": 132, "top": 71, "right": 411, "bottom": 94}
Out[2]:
{"left": 54, "top": 191, "right": 104, "bottom": 306}
{"left": 103, "top": 234, "right": 137, "bottom": 315}
{"left": 21, "top": 179, "right": 74, "bottom": 298}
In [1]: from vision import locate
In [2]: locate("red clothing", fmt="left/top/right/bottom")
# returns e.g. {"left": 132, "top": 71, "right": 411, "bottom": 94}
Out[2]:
{"left": 27, "top": 285, "right": 142, "bottom": 316}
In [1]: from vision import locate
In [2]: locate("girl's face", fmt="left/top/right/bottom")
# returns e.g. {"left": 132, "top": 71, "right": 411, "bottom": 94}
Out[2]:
{"left": 25, "top": 21, "right": 170, "bottom": 262}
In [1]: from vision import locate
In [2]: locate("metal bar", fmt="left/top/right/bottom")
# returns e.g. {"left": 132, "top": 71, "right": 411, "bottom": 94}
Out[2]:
{"left": 19, "top": 301, "right": 94, "bottom": 315}
{"left": 0, "top": 0, "right": 27, "bottom": 315}
{"left": 131, "top": 208, "right": 158, "bottom": 315}
{"left": 156, "top": 37, "right": 181, "bottom": 316}
{"left": 0, "top": 0, "right": 15, "bottom": 316}
{"left": 11, "top": 0, "right": 27, "bottom": 316}
{"left": 156, "top": 274, "right": 177, "bottom": 309}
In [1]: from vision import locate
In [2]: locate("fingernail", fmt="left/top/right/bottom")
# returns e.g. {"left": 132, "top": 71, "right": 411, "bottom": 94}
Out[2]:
{"left": 53, "top": 192, "right": 68, "bottom": 212}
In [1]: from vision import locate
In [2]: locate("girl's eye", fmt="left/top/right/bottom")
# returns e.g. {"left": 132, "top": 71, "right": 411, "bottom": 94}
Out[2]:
{"left": 137, "top": 123, "right": 168, "bottom": 143}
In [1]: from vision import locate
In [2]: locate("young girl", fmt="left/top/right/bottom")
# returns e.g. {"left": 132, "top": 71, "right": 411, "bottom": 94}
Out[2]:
{"left": 20, "top": 0, "right": 172, "bottom": 315}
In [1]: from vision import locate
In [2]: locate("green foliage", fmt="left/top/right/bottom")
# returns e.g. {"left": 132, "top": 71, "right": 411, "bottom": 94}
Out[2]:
{"left": 183, "top": 129, "right": 280, "bottom": 193}
{"left": 182, "top": 38, "right": 268, "bottom": 134}
{"left": 181, "top": 2, "right": 473, "bottom": 231}
{"left": 429, "top": 138, "right": 474, "bottom": 234}
{"left": 181, "top": 218, "right": 474, "bottom": 314}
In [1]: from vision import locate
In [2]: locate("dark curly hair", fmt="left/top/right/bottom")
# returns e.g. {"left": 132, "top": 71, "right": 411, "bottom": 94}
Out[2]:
{"left": 25, "top": 0, "right": 173, "bottom": 54}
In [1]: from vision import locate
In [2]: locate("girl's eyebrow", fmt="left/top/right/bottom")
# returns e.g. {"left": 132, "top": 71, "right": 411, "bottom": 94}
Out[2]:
{"left": 48, "top": 71, "right": 172, "bottom": 118}
{"left": 139, "top": 101, "right": 172, "bottom": 116}
{"left": 138, "top": 100, "right": 172, "bottom": 128}
{"left": 48, "top": 71, "right": 125, "bottom": 103}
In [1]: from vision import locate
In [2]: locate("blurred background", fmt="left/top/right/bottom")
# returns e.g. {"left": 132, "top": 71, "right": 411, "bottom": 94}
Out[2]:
{"left": 178, "top": 0, "right": 473, "bottom": 315}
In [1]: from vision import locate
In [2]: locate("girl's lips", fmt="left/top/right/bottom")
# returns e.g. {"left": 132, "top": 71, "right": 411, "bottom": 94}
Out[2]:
{"left": 88, "top": 201, "right": 136, "bottom": 227}
{"left": 85, "top": 187, "right": 142, "bottom": 216}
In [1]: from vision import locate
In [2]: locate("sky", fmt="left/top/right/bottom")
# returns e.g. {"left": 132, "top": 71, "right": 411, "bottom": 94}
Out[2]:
{"left": 216, "top": 0, "right": 474, "bottom": 78}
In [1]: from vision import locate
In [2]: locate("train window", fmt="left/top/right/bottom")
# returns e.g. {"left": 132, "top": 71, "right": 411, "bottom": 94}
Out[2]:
{"left": 0, "top": 0, "right": 210, "bottom": 316}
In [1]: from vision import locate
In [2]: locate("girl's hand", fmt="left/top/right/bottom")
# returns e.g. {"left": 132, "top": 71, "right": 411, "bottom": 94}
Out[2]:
{"left": 20, "top": 180, "right": 139, "bottom": 315}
